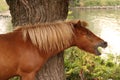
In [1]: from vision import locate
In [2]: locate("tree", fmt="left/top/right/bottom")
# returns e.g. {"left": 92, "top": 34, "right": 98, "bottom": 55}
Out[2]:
{"left": 6, "top": 0, "right": 69, "bottom": 80}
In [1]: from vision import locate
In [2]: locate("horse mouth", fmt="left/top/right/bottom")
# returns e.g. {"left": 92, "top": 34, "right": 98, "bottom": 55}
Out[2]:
{"left": 95, "top": 41, "right": 107, "bottom": 55}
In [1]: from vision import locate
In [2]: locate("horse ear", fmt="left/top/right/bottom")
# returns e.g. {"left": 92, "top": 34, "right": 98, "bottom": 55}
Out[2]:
{"left": 75, "top": 20, "right": 81, "bottom": 26}
{"left": 67, "top": 20, "right": 88, "bottom": 27}
{"left": 67, "top": 20, "right": 81, "bottom": 26}
{"left": 81, "top": 21, "right": 88, "bottom": 27}
{"left": 75, "top": 20, "right": 88, "bottom": 27}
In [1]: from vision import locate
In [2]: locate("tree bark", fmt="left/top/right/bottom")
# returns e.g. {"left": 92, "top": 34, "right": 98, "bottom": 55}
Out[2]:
{"left": 6, "top": 0, "right": 69, "bottom": 80}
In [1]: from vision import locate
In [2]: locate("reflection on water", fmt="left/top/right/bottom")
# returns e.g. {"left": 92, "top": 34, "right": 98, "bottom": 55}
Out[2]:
{"left": 68, "top": 9, "right": 120, "bottom": 55}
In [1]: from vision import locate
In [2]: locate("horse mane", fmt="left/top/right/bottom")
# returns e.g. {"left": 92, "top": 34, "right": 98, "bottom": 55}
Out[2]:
{"left": 15, "top": 21, "right": 74, "bottom": 53}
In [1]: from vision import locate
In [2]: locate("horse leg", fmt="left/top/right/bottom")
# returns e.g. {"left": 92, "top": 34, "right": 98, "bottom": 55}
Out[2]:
{"left": 21, "top": 72, "right": 35, "bottom": 80}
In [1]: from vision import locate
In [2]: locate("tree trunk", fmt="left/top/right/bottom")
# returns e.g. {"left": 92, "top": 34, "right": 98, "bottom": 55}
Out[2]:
{"left": 6, "top": 0, "right": 69, "bottom": 80}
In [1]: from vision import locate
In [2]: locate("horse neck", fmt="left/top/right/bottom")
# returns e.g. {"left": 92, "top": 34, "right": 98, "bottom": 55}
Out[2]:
{"left": 19, "top": 23, "right": 75, "bottom": 59}
{"left": 43, "top": 37, "right": 74, "bottom": 59}
{"left": 40, "top": 27, "right": 75, "bottom": 58}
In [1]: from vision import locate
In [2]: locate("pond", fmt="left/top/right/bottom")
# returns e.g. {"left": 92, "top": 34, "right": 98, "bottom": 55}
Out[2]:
{"left": 68, "top": 8, "right": 120, "bottom": 56}
{"left": 0, "top": 9, "right": 120, "bottom": 56}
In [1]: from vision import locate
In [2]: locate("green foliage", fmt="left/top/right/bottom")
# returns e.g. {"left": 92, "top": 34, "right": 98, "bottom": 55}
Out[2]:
{"left": 70, "top": 0, "right": 120, "bottom": 7}
{"left": 0, "top": 0, "right": 9, "bottom": 11}
{"left": 64, "top": 47, "right": 120, "bottom": 80}
{"left": 83, "top": 0, "right": 101, "bottom": 6}
{"left": 9, "top": 76, "right": 20, "bottom": 80}
{"left": 105, "top": 0, "right": 120, "bottom": 6}
{"left": 69, "top": 0, "right": 80, "bottom": 7}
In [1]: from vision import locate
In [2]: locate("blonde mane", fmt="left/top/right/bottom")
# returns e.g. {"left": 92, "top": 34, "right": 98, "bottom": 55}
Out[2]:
{"left": 15, "top": 21, "right": 74, "bottom": 53}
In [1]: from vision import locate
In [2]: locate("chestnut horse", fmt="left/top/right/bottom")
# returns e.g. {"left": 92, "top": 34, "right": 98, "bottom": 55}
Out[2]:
{"left": 0, "top": 20, "right": 107, "bottom": 80}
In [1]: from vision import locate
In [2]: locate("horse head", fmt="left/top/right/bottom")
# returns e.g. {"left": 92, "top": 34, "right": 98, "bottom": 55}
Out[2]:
{"left": 72, "top": 20, "right": 107, "bottom": 55}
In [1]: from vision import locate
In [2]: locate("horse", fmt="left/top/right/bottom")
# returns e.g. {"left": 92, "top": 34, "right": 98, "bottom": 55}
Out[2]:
{"left": 0, "top": 20, "right": 107, "bottom": 80}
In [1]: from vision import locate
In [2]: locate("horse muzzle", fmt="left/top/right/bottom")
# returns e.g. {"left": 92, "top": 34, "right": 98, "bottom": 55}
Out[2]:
{"left": 95, "top": 41, "right": 108, "bottom": 55}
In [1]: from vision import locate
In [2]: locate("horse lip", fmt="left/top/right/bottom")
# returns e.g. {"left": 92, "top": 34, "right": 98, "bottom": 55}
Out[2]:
{"left": 95, "top": 47, "right": 101, "bottom": 55}
{"left": 95, "top": 41, "right": 108, "bottom": 55}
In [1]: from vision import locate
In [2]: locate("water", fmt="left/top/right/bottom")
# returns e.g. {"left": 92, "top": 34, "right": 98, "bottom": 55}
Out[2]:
{"left": 68, "top": 8, "right": 120, "bottom": 55}
{"left": 0, "top": 16, "right": 12, "bottom": 33}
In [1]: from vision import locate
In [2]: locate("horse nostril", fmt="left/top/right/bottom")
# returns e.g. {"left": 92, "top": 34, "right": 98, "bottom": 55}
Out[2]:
{"left": 101, "top": 41, "right": 108, "bottom": 48}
